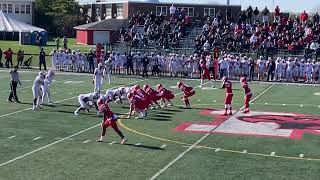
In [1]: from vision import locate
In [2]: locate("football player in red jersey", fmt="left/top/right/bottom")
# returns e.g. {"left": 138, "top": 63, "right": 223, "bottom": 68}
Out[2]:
{"left": 176, "top": 81, "right": 196, "bottom": 108}
{"left": 96, "top": 98, "right": 127, "bottom": 144}
{"left": 240, "top": 76, "right": 252, "bottom": 113}
{"left": 200, "top": 56, "right": 214, "bottom": 88}
{"left": 157, "top": 84, "right": 174, "bottom": 107}
{"left": 221, "top": 76, "right": 233, "bottom": 115}
{"left": 143, "top": 84, "right": 161, "bottom": 109}
{"left": 127, "top": 92, "right": 149, "bottom": 119}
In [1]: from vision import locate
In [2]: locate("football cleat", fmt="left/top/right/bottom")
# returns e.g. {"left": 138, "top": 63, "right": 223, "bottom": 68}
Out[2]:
{"left": 121, "top": 137, "right": 128, "bottom": 144}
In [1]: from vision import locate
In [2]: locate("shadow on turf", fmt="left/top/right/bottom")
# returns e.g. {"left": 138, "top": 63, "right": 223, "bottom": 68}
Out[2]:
{"left": 124, "top": 143, "right": 165, "bottom": 150}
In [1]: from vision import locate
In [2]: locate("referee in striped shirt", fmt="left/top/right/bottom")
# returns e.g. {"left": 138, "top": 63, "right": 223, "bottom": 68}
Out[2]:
{"left": 8, "top": 66, "right": 22, "bottom": 103}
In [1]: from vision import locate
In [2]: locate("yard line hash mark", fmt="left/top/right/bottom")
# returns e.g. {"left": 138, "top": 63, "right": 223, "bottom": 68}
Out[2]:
{"left": 33, "top": 137, "right": 41, "bottom": 141}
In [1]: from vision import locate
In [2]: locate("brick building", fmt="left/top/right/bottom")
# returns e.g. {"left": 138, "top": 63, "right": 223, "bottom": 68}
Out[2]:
{"left": 83, "top": 0, "right": 241, "bottom": 22}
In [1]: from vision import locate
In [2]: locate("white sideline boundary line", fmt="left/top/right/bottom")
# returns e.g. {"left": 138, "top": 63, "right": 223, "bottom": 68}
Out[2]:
{"left": 0, "top": 79, "right": 146, "bottom": 167}
{"left": 149, "top": 83, "right": 275, "bottom": 180}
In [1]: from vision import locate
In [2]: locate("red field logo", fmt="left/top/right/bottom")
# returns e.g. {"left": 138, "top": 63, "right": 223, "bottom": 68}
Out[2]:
{"left": 174, "top": 109, "right": 320, "bottom": 140}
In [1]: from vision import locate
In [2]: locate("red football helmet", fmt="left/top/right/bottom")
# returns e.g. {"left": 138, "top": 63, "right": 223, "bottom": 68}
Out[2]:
{"left": 156, "top": 84, "right": 163, "bottom": 90}
{"left": 222, "top": 76, "right": 228, "bottom": 82}
{"left": 127, "top": 92, "right": 134, "bottom": 99}
{"left": 134, "top": 85, "right": 140, "bottom": 90}
{"left": 240, "top": 77, "right": 247, "bottom": 83}
{"left": 97, "top": 98, "right": 105, "bottom": 106}
{"left": 143, "top": 84, "right": 150, "bottom": 91}
{"left": 176, "top": 81, "right": 183, "bottom": 89}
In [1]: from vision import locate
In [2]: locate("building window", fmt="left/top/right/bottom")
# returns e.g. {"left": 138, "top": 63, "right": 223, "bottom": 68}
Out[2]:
{"left": 204, "top": 8, "right": 215, "bottom": 17}
{"left": 105, "top": 5, "right": 112, "bottom": 19}
{"left": 186, "top": 7, "right": 194, "bottom": 17}
{"left": 8, "top": 4, "right": 13, "bottom": 13}
{"left": 15, "top": 4, "right": 20, "bottom": 13}
{"left": 156, "top": 6, "right": 167, "bottom": 16}
{"left": 20, "top": 4, "right": 25, "bottom": 14}
{"left": 2, "top": 4, "right": 7, "bottom": 13}
{"left": 116, "top": 4, "right": 123, "bottom": 19}
{"left": 26, "top": 5, "right": 31, "bottom": 14}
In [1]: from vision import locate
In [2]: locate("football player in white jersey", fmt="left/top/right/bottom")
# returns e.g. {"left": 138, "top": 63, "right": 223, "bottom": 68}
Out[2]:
{"left": 293, "top": 58, "right": 300, "bottom": 82}
{"left": 93, "top": 63, "right": 106, "bottom": 93}
{"left": 305, "top": 59, "right": 313, "bottom": 83}
{"left": 70, "top": 50, "right": 77, "bottom": 72}
{"left": 41, "top": 70, "right": 55, "bottom": 105}
{"left": 104, "top": 87, "right": 126, "bottom": 104}
{"left": 299, "top": 59, "right": 306, "bottom": 82}
{"left": 32, "top": 71, "right": 46, "bottom": 110}
{"left": 114, "top": 52, "right": 122, "bottom": 74}
{"left": 234, "top": 56, "right": 241, "bottom": 79}
{"left": 241, "top": 56, "right": 249, "bottom": 77}
{"left": 104, "top": 57, "right": 112, "bottom": 84}
{"left": 286, "top": 57, "right": 295, "bottom": 82}
{"left": 58, "top": 49, "right": 64, "bottom": 71}
{"left": 312, "top": 60, "right": 319, "bottom": 83}
{"left": 49, "top": 49, "right": 58, "bottom": 70}
{"left": 275, "top": 57, "right": 283, "bottom": 81}
{"left": 74, "top": 92, "right": 100, "bottom": 116}
{"left": 257, "top": 56, "right": 266, "bottom": 81}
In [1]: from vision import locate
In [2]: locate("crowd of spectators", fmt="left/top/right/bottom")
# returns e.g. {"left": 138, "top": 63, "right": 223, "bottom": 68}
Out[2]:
{"left": 120, "top": 4, "right": 192, "bottom": 49}
{"left": 192, "top": 6, "right": 320, "bottom": 59}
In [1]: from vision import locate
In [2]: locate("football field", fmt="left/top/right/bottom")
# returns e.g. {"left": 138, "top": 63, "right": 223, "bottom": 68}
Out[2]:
{"left": 0, "top": 70, "right": 320, "bottom": 180}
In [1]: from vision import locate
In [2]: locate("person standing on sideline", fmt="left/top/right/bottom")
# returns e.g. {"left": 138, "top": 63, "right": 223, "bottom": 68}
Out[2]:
{"left": 87, "top": 49, "right": 96, "bottom": 74}
{"left": 141, "top": 54, "right": 149, "bottom": 77}
{"left": 126, "top": 52, "right": 134, "bottom": 75}
{"left": 39, "top": 48, "right": 47, "bottom": 71}
{"left": 4, "top": 48, "right": 13, "bottom": 68}
{"left": 8, "top": 66, "right": 22, "bottom": 103}
{"left": 0, "top": 48, "right": 2, "bottom": 64}
{"left": 63, "top": 36, "right": 68, "bottom": 49}
{"left": 55, "top": 37, "right": 60, "bottom": 50}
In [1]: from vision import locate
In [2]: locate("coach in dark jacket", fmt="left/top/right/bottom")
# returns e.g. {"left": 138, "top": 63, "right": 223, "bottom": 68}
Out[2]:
{"left": 267, "top": 58, "right": 276, "bottom": 81}
{"left": 39, "top": 48, "right": 47, "bottom": 71}
{"left": 87, "top": 49, "right": 96, "bottom": 74}
{"left": 141, "top": 54, "right": 149, "bottom": 77}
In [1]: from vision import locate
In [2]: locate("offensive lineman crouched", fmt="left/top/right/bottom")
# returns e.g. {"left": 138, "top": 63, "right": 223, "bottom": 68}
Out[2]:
{"left": 176, "top": 81, "right": 195, "bottom": 108}
{"left": 32, "top": 71, "right": 46, "bottom": 111}
{"left": 74, "top": 92, "right": 100, "bottom": 116}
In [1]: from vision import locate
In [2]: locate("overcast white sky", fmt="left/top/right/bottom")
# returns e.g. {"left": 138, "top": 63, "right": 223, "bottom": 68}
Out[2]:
{"left": 77, "top": 0, "right": 320, "bottom": 13}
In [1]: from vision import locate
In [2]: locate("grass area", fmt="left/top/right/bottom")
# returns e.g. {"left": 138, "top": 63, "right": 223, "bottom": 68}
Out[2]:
{"left": 0, "top": 70, "right": 320, "bottom": 179}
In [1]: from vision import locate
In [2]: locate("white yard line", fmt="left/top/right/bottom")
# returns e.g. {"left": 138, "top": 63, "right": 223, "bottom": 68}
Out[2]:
{"left": 7, "top": 136, "right": 16, "bottom": 139}
{"left": 149, "top": 83, "right": 275, "bottom": 180}
{"left": 0, "top": 79, "right": 146, "bottom": 167}
{"left": 135, "top": 143, "right": 142, "bottom": 146}
{"left": 160, "top": 144, "right": 167, "bottom": 149}
{"left": 109, "top": 141, "right": 116, "bottom": 145}
{"left": 82, "top": 140, "right": 91, "bottom": 144}
{"left": 32, "top": 137, "right": 41, "bottom": 141}
{"left": 271, "top": 152, "right": 276, "bottom": 156}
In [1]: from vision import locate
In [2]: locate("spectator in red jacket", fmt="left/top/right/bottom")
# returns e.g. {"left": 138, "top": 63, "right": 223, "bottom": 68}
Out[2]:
{"left": 4, "top": 48, "right": 13, "bottom": 68}
{"left": 300, "top": 10, "right": 308, "bottom": 22}
{"left": 274, "top": 6, "right": 280, "bottom": 22}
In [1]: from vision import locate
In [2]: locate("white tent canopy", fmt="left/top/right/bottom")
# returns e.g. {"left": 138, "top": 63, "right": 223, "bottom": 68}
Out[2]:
{"left": 0, "top": 10, "right": 46, "bottom": 33}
